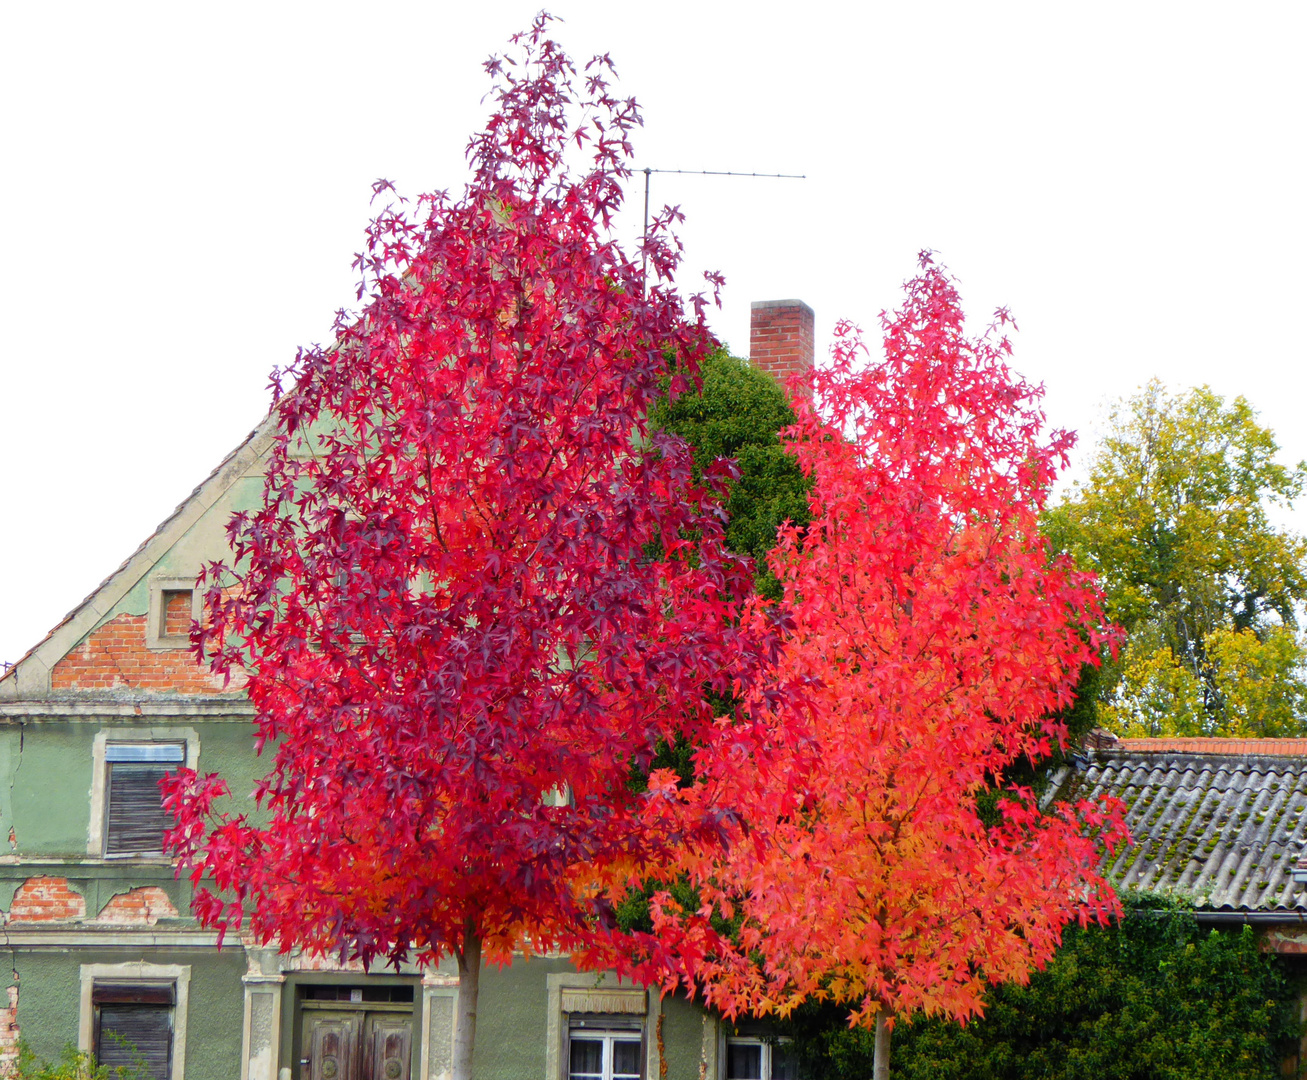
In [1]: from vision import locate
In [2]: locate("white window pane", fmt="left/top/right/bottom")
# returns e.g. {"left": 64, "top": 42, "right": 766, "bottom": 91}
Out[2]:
{"left": 569, "top": 1037, "right": 603, "bottom": 1079}
{"left": 771, "top": 1042, "right": 800, "bottom": 1080}
{"left": 612, "top": 1038, "right": 641, "bottom": 1077}
{"left": 727, "top": 1043, "right": 763, "bottom": 1080}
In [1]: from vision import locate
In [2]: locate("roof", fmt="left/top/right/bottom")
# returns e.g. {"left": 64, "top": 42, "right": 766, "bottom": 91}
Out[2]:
{"left": 0, "top": 415, "right": 277, "bottom": 700}
{"left": 1049, "top": 740, "right": 1307, "bottom": 914}
{"left": 1118, "top": 737, "right": 1307, "bottom": 757}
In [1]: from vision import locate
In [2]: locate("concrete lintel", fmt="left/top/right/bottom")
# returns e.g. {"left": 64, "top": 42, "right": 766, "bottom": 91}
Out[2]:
{"left": 9, "top": 929, "right": 220, "bottom": 946}
{"left": 0, "top": 697, "right": 254, "bottom": 718}
{"left": 0, "top": 858, "right": 180, "bottom": 880}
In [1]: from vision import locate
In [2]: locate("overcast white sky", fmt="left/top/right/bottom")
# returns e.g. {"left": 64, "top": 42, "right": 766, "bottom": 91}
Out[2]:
{"left": 2, "top": 1, "right": 1304, "bottom": 666}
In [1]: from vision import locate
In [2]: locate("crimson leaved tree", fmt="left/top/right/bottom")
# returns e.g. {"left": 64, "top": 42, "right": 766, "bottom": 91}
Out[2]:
{"left": 164, "top": 17, "right": 754, "bottom": 1079}
{"left": 618, "top": 257, "right": 1129, "bottom": 1077}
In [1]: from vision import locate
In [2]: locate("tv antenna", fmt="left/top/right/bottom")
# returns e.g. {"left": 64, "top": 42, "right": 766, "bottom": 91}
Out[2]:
{"left": 639, "top": 167, "right": 805, "bottom": 286}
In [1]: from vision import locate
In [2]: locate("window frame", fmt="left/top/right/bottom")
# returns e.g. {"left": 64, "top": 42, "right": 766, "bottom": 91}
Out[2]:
{"left": 146, "top": 577, "right": 201, "bottom": 651}
{"left": 566, "top": 1018, "right": 644, "bottom": 1080}
{"left": 103, "top": 742, "right": 185, "bottom": 857}
{"left": 79, "top": 963, "right": 189, "bottom": 1080}
{"left": 724, "top": 1035, "right": 800, "bottom": 1080}
{"left": 545, "top": 974, "right": 656, "bottom": 1080}
{"left": 93, "top": 981, "right": 175, "bottom": 1077}
{"left": 87, "top": 729, "right": 199, "bottom": 858}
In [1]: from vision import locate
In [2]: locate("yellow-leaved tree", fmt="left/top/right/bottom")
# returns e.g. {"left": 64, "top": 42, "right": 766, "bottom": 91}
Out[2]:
{"left": 1045, "top": 380, "right": 1307, "bottom": 737}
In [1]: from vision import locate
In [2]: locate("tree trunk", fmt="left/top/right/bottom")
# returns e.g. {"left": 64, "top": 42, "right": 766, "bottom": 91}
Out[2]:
{"left": 873, "top": 1010, "right": 891, "bottom": 1080}
{"left": 453, "top": 919, "right": 482, "bottom": 1080}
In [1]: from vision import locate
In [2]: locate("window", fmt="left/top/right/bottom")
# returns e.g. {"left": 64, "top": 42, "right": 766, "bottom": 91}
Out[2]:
{"left": 726, "top": 1037, "right": 799, "bottom": 1080}
{"left": 103, "top": 743, "right": 184, "bottom": 857}
{"left": 545, "top": 975, "right": 651, "bottom": 1080}
{"left": 567, "top": 1014, "right": 643, "bottom": 1080}
{"left": 146, "top": 577, "right": 198, "bottom": 650}
{"left": 80, "top": 963, "right": 189, "bottom": 1080}
{"left": 93, "top": 981, "right": 174, "bottom": 1080}
{"left": 567, "top": 1028, "right": 642, "bottom": 1080}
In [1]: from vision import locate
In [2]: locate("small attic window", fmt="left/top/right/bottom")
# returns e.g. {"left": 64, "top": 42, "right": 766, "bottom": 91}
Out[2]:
{"left": 146, "top": 578, "right": 198, "bottom": 651}
{"left": 162, "top": 591, "right": 192, "bottom": 638}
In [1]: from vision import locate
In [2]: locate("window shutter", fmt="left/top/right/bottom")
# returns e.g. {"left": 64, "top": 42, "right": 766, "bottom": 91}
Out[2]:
{"left": 104, "top": 764, "right": 174, "bottom": 855}
{"left": 92, "top": 983, "right": 175, "bottom": 1006}
{"left": 97, "top": 1003, "right": 172, "bottom": 1079}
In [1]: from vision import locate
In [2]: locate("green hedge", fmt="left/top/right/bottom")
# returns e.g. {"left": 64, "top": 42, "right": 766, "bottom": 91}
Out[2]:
{"left": 788, "top": 895, "right": 1299, "bottom": 1080}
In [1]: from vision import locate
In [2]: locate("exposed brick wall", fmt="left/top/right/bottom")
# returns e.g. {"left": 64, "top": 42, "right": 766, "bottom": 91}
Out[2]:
{"left": 1265, "top": 928, "right": 1307, "bottom": 954}
{"left": 51, "top": 613, "right": 244, "bottom": 694}
{"left": 749, "top": 299, "right": 815, "bottom": 390}
{"left": 0, "top": 984, "right": 18, "bottom": 1078}
{"left": 162, "top": 589, "right": 193, "bottom": 637}
{"left": 92, "top": 886, "right": 179, "bottom": 925}
{"left": 7, "top": 877, "right": 86, "bottom": 922}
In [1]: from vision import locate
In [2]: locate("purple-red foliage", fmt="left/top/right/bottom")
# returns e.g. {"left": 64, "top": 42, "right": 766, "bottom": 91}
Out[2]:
{"left": 164, "top": 14, "right": 754, "bottom": 971}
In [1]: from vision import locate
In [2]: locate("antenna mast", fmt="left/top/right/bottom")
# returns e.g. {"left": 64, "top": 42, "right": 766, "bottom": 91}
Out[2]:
{"left": 639, "top": 167, "right": 805, "bottom": 288}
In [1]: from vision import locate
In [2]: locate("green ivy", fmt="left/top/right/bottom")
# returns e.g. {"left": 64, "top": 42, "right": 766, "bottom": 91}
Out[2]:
{"left": 786, "top": 894, "right": 1299, "bottom": 1080}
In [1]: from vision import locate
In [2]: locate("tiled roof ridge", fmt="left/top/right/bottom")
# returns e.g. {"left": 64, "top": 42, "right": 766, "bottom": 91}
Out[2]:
{"left": 1111, "top": 737, "right": 1307, "bottom": 757}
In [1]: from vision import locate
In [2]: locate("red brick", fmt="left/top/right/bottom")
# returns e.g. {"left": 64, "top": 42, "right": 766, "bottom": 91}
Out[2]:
{"left": 93, "top": 887, "right": 179, "bottom": 925}
{"left": 51, "top": 613, "right": 246, "bottom": 694}
{"left": 8, "top": 877, "right": 86, "bottom": 922}
{"left": 0, "top": 983, "right": 19, "bottom": 1074}
{"left": 750, "top": 300, "right": 815, "bottom": 395}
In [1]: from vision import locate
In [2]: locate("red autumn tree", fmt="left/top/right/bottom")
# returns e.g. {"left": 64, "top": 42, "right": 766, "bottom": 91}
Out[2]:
{"left": 621, "top": 256, "right": 1128, "bottom": 1076}
{"left": 164, "top": 17, "right": 754, "bottom": 1079}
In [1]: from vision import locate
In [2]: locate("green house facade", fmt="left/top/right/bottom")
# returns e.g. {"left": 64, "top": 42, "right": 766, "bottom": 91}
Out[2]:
{"left": 0, "top": 302, "right": 819, "bottom": 1080}
{"left": 0, "top": 415, "right": 737, "bottom": 1080}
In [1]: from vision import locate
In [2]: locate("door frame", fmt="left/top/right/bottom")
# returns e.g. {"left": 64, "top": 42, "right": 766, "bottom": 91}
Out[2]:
{"left": 284, "top": 975, "right": 422, "bottom": 1080}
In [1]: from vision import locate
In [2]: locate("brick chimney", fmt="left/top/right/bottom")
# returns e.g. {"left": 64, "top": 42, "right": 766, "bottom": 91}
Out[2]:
{"left": 749, "top": 299, "right": 814, "bottom": 389}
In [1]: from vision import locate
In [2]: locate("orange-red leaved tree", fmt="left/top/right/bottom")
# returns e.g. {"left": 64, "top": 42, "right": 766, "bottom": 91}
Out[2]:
{"left": 621, "top": 257, "right": 1128, "bottom": 1067}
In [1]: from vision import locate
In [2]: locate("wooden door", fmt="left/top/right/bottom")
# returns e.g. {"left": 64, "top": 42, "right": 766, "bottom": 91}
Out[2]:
{"left": 303, "top": 1012, "right": 362, "bottom": 1080}
{"left": 365, "top": 1014, "right": 412, "bottom": 1080}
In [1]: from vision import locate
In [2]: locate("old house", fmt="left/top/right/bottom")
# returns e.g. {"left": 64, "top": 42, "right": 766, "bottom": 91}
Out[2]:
{"left": 1044, "top": 734, "right": 1307, "bottom": 936}
{"left": 1044, "top": 733, "right": 1307, "bottom": 1071}
{"left": 0, "top": 302, "right": 815, "bottom": 1080}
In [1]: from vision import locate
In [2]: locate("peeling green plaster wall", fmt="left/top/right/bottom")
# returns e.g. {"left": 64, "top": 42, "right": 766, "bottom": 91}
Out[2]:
{"left": 13, "top": 948, "right": 246, "bottom": 1079}
{"left": 198, "top": 722, "right": 273, "bottom": 828}
{"left": 7, "top": 723, "right": 91, "bottom": 854}
{"left": 0, "top": 719, "right": 267, "bottom": 860}
{"left": 0, "top": 730, "right": 17, "bottom": 843}
{"left": 661, "top": 993, "right": 710, "bottom": 1078}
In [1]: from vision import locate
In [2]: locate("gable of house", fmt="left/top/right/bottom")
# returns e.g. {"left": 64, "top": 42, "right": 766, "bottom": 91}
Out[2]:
{"left": 0, "top": 417, "right": 277, "bottom": 702}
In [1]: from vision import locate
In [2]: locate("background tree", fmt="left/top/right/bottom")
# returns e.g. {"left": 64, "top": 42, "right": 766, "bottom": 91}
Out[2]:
{"left": 1044, "top": 381, "right": 1307, "bottom": 737}
{"left": 652, "top": 350, "right": 811, "bottom": 599}
{"left": 788, "top": 895, "right": 1296, "bottom": 1080}
{"left": 165, "top": 18, "right": 758, "bottom": 1080}
{"left": 617, "top": 258, "right": 1128, "bottom": 1079}
{"left": 606, "top": 351, "right": 812, "bottom": 919}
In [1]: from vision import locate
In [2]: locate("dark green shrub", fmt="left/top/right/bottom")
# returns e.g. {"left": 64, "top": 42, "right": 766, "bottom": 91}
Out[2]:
{"left": 788, "top": 895, "right": 1299, "bottom": 1080}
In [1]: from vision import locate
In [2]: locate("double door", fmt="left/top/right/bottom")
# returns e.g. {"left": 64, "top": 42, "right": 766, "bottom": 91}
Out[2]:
{"left": 302, "top": 1007, "right": 412, "bottom": 1080}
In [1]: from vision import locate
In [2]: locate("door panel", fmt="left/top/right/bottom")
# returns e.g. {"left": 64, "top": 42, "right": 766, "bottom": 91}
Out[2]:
{"left": 365, "top": 1015, "right": 413, "bottom": 1080}
{"left": 304, "top": 1012, "right": 362, "bottom": 1080}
